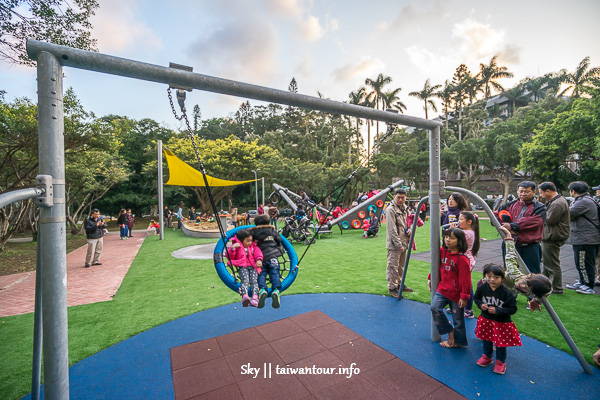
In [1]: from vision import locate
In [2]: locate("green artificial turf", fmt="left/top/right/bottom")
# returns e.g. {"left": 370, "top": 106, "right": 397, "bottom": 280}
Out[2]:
{"left": 1, "top": 222, "right": 598, "bottom": 399}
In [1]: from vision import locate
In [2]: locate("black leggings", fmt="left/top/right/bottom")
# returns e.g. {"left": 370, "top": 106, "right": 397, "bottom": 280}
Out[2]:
{"left": 483, "top": 340, "right": 507, "bottom": 363}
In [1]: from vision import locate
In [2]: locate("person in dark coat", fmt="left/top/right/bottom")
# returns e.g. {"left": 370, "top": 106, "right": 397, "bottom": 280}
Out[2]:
{"left": 84, "top": 209, "right": 107, "bottom": 268}
{"left": 565, "top": 181, "right": 600, "bottom": 294}
{"left": 538, "top": 182, "right": 570, "bottom": 294}
{"left": 252, "top": 215, "right": 284, "bottom": 308}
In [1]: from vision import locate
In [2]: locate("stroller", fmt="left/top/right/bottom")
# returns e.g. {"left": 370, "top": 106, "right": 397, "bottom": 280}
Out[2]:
{"left": 280, "top": 215, "right": 316, "bottom": 245}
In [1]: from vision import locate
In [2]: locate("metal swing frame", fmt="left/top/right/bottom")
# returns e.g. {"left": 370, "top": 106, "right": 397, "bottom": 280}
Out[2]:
{"left": 21, "top": 38, "right": 592, "bottom": 399}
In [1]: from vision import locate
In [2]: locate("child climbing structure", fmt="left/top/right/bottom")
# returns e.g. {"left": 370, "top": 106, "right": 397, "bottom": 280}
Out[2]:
{"left": 270, "top": 180, "right": 405, "bottom": 233}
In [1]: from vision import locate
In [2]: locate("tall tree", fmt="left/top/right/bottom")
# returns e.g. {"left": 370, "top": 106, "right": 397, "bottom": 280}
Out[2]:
{"left": 559, "top": 56, "right": 600, "bottom": 98}
{"left": 365, "top": 73, "right": 393, "bottom": 143}
{"left": 452, "top": 64, "right": 469, "bottom": 140}
{"left": 502, "top": 84, "right": 529, "bottom": 116}
{"left": 0, "top": 0, "right": 99, "bottom": 66}
{"left": 478, "top": 55, "right": 514, "bottom": 99}
{"left": 348, "top": 87, "right": 366, "bottom": 160}
{"left": 382, "top": 87, "right": 407, "bottom": 113}
{"left": 409, "top": 79, "right": 441, "bottom": 119}
{"left": 435, "top": 80, "right": 454, "bottom": 129}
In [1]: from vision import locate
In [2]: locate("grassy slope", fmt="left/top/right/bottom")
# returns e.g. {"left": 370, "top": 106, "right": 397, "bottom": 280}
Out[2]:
{"left": 1, "top": 223, "right": 598, "bottom": 399}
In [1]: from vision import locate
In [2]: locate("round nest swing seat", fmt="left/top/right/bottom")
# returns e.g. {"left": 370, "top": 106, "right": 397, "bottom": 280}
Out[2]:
{"left": 213, "top": 225, "right": 299, "bottom": 296}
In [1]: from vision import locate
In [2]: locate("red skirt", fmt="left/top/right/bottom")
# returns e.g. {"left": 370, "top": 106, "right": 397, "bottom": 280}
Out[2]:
{"left": 475, "top": 316, "right": 522, "bottom": 347}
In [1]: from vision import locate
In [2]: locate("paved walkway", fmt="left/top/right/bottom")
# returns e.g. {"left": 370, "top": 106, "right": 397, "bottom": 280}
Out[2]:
{"left": 0, "top": 232, "right": 144, "bottom": 317}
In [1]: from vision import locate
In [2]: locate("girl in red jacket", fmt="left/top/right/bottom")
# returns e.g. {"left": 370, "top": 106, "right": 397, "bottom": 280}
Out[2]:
{"left": 227, "top": 229, "right": 264, "bottom": 307}
{"left": 429, "top": 228, "right": 472, "bottom": 348}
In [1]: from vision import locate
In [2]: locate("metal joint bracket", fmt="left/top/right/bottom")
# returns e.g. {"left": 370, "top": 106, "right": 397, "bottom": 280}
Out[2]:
{"left": 168, "top": 62, "right": 193, "bottom": 91}
{"left": 35, "top": 174, "right": 54, "bottom": 208}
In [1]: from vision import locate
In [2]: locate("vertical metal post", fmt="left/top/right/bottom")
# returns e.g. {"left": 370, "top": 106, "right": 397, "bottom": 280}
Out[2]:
{"left": 261, "top": 177, "right": 265, "bottom": 208}
{"left": 429, "top": 126, "right": 441, "bottom": 342}
{"left": 37, "top": 51, "right": 70, "bottom": 399}
{"left": 158, "top": 140, "right": 164, "bottom": 240}
{"left": 31, "top": 234, "right": 43, "bottom": 400}
{"left": 253, "top": 170, "right": 258, "bottom": 211}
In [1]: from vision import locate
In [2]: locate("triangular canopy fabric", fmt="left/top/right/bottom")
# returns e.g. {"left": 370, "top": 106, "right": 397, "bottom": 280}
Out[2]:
{"left": 163, "top": 148, "right": 256, "bottom": 187}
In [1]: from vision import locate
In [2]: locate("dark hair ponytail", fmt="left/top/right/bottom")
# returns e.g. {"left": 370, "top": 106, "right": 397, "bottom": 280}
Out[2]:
{"left": 460, "top": 211, "right": 480, "bottom": 257}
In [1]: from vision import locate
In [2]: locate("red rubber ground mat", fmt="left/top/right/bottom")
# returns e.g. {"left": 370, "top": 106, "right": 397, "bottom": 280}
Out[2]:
{"left": 170, "top": 310, "right": 466, "bottom": 400}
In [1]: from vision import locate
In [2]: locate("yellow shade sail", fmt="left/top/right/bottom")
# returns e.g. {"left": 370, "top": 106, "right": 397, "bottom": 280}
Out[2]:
{"left": 163, "top": 149, "right": 256, "bottom": 187}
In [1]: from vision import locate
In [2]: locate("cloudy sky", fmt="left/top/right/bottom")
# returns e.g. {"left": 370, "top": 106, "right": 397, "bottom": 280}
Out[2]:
{"left": 2, "top": 0, "right": 599, "bottom": 137}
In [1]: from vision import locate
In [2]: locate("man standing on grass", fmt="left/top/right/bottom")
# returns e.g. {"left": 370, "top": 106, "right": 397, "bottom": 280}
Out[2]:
{"left": 497, "top": 181, "right": 546, "bottom": 274}
{"left": 385, "top": 188, "right": 413, "bottom": 297}
{"left": 84, "top": 209, "right": 107, "bottom": 268}
{"left": 538, "top": 182, "right": 570, "bottom": 294}
{"left": 565, "top": 181, "right": 600, "bottom": 295}
{"left": 593, "top": 184, "right": 600, "bottom": 287}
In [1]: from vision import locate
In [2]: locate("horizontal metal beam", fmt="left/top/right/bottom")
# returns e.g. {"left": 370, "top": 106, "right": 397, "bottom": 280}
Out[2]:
{"left": 26, "top": 40, "right": 442, "bottom": 130}
{"left": 0, "top": 188, "right": 44, "bottom": 209}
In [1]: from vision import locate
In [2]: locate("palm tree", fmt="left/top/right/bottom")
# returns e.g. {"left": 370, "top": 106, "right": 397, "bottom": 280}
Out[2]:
{"left": 478, "top": 55, "right": 514, "bottom": 99}
{"left": 409, "top": 79, "right": 441, "bottom": 119}
{"left": 502, "top": 84, "right": 529, "bottom": 116}
{"left": 452, "top": 64, "right": 469, "bottom": 140}
{"left": 365, "top": 73, "right": 393, "bottom": 141}
{"left": 487, "top": 103, "right": 502, "bottom": 120}
{"left": 463, "top": 72, "right": 482, "bottom": 104}
{"left": 382, "top": 87, "right": 407, "bottom": 113}
{"left": 435, "top": 80, "right": 454, "bottom": 129}
{"left": 348, "top": 87, "right": 367, "bottom": 160}
{"left": 559, "top": 56, "right": 600, "bottom": 98}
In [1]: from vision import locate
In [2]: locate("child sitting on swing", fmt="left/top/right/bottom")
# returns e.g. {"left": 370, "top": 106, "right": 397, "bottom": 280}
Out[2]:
{"left": 227, "top": 229, "right": 263, "bottom": 307}
{"left": 252, "top": 215, "right": 285, "bottom": 308}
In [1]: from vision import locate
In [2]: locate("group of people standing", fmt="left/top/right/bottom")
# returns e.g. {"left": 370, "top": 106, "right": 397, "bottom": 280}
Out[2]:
{"left": 116, "top": 209, "right": 135, "bottom": 240}
{"left": 385, "top": 180, "right": 600, "bottom": 374}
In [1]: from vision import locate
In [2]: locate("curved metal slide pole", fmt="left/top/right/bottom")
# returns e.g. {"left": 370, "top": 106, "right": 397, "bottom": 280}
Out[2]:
{"left": 445, "top": 185, "right": 593, "bottom": 375}
{"left": 398, "top": 196, "right": 428, "bottom": 300}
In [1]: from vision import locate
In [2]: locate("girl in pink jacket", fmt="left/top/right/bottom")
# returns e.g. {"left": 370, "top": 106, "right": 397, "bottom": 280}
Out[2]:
{"left": 227, "top": 229, "right": 264, "bottom": 307}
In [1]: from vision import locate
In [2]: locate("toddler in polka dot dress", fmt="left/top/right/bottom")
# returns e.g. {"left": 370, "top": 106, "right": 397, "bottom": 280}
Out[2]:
{"left": 473, "top": 263, "right": 522, "bottom": 375}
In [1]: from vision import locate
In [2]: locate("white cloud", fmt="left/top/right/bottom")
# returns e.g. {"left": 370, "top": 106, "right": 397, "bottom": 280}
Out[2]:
{"left": 332, "top": 57, "right": 386, "bottom": 83}
{"left": 264, "top": 0, "right": 303, "bottom": 18}
{"left": 404, "top": 17, "right": 521, "bottom": 76}
{"left": 187, "top": 17, "right": 279, "bottom": 84}
{"left": 91, "top": 0, "right": 162, "bottom": 53}
{"left": 327, "top": 16, "right": 340, "bottom": 32}
{"left": 295, "top": 15, "right": 325, "bottom": 41}
{"left": 294, "top": 55, "right": 313, "bottom": 78}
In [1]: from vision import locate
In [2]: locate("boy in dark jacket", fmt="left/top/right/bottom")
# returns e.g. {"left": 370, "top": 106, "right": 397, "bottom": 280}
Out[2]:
{"left": 252, "top": 215, "right": 285, "bottom": 308}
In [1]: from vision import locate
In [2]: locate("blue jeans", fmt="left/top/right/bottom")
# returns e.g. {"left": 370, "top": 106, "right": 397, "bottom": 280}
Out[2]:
{"left": 258, "top": 258, "right": 282, "bottom": 290}
{"left": 270, "top": 218, "right": 278, "bottom": 230}
{"left": 430, "top": 291, "right": 468, "bottom": 346}
{"left": 120, "top": 225, "right": 128, "bottom": 238}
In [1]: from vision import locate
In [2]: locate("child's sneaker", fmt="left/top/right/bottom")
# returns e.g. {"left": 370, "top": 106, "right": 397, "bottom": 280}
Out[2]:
{"left": 242, "top": 294, "right": 250, "bottom": 307}
{"left": 257, "top": 289, "right": 267, "bottom": 309}
{"left": 272, "top": 289, "right": 281, "bottom": 309}
{"left": 476, "top": 354, "right": 493, "bottom": 367}
{"left": 493, "top": 360, "right": 506, "bottom": 374}
{"left": 464, "top": 309, "right": 474, "bottom": 319}
{"left": 250, "top": 294, "right": 259, "bottom": 307}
